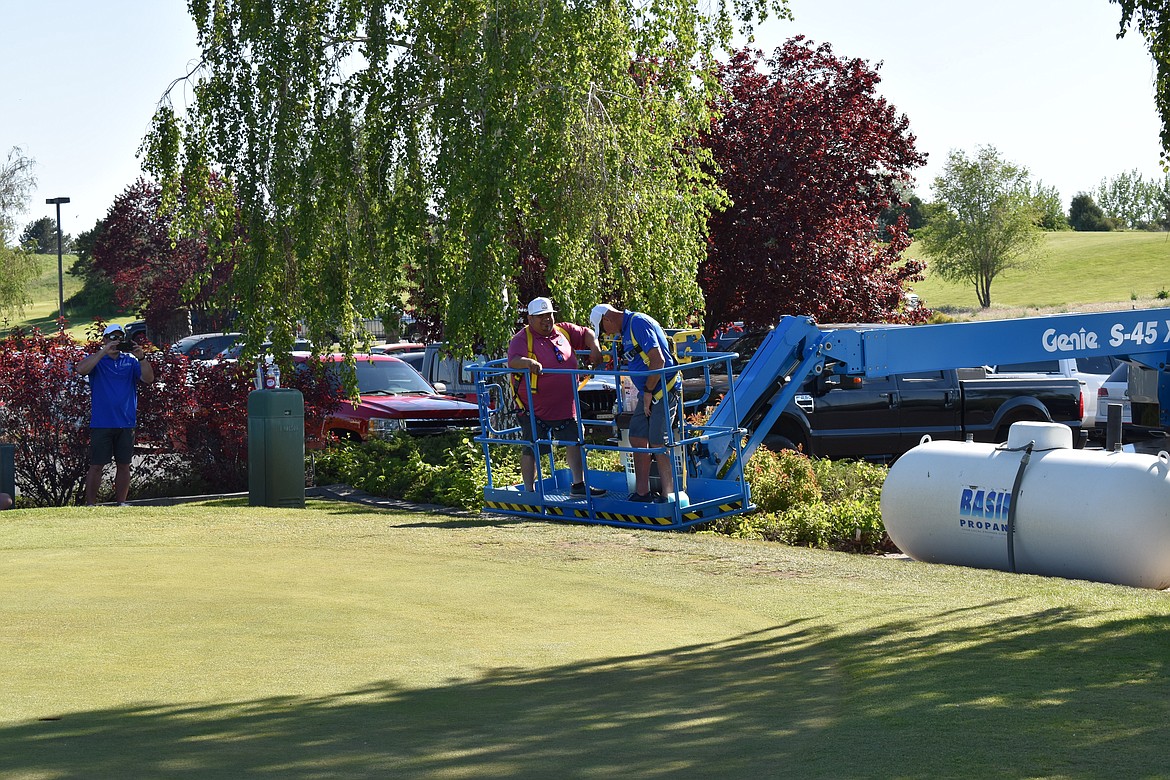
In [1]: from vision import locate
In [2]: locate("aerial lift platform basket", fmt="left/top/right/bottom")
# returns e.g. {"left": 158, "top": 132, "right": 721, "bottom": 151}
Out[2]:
{"left": 469, "top": 331, "right": 755, "bottom": 530}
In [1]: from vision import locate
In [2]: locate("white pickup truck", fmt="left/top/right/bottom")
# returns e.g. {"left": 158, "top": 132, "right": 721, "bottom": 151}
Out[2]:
{"left": 418, "top": 343, "right": 618, "bottom": 421}
{"left": 988, "top": 356, "right": 1122, "bottom": 430}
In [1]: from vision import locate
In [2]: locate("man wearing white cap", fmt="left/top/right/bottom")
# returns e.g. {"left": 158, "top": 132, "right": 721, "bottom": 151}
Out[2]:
{"left": 507, "top": 297, "right": 606, "bottom": 496}
{"left": 590, "top": 303, "right": 679, "bottom": 502}
{"left": 75, "top": 323, "right": 155, "bottom": 505}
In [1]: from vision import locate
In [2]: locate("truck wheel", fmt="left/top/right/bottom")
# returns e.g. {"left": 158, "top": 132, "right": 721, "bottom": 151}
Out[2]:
{"left": 764, "top": 434, "right": 807, "bottom": 455}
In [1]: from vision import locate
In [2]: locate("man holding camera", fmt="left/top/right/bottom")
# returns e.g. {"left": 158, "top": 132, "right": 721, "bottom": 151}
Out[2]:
{"left": 76, "top": 323, "right": 155, "bottom": 506}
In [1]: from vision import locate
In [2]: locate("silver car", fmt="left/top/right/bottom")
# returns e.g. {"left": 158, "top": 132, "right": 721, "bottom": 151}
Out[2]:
{"left": 1094, "top": 362, "right": 1131, "bottom": 428}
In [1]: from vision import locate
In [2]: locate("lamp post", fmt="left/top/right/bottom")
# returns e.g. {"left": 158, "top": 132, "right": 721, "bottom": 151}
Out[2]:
{"left": 45, "top": 197, "right": 70, "bottom": 325}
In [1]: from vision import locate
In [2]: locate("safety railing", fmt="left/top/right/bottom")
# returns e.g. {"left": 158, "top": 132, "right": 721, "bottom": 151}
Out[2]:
{"left": 469, "top": 350, "right": 753, "bottom": 529}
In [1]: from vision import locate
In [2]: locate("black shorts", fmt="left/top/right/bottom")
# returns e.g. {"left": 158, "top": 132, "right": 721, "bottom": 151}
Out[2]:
{"left": 518, "top": 415, "right": 582, "bottom": 456}
{"left": 90, "top": 427, "right": 135, "bottom": 466}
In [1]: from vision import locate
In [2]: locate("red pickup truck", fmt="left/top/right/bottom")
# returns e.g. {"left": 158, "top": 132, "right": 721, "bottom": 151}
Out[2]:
{"left": 294, "top": 353, "right": 480, "bottom": 443}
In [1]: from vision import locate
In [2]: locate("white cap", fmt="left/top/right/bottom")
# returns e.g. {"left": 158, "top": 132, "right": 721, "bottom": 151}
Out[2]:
{"left": 102, "top": 324, "right": 125, "bottom": 337}
{"left": 590, "top": 304, "right": 615, "bottom": 335}
{"left": 527, "top": 297, "right": 556, "bottom": 316}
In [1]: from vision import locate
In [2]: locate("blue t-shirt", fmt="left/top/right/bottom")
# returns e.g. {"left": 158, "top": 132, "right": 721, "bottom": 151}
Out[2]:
{"left": 620, "top": 310, "right": 678, "bottom": 395}
{"left": 89, "top": 353, "right": 143, "bottom": 428}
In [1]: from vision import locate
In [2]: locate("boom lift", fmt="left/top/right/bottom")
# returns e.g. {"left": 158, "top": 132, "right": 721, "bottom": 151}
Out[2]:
{"left": 470, "top": 308, "right": 1170, "bottom": 530}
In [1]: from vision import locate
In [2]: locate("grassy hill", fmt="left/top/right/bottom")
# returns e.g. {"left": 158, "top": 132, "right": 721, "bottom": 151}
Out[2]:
{"left": 6, "top": 253, "right": 137, "bottom": 340}
{"left": 908, "top": 231, "right": 1170, "bottom": 318}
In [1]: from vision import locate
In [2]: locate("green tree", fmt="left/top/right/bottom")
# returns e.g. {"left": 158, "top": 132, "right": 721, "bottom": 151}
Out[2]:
{"left": 878, "top": 187, "right": 927, "bottom": 235}
{"left": 19, "top": 216, "right": 67, "bottom": 254}
{"left": 1028, "top": 181, "right": 1069, "bottom": 231}
{"left": 0, "top": 148, "right": 41, "bottom": 317}
{"left": 1115, "top": 1, "right": 1170, "bottom": 160}
{"left": 0, "top": 147, "right": 36, "bottom": 246}
{"left": 917, "top": 146, "right": 1043, "bottom": 308}
{"left": 1068, "top": 192, "right": 1113, "bottom": 231}
{"left": 144, "top": 0, "right": 789, "bottom": 359}
{"left": 1095, "top": 169, "right": 1169, "bottom": 228}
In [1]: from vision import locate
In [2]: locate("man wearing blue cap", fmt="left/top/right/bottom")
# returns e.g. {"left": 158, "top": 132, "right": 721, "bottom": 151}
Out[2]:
{"left": 76, "top": 323, "right": 155, "bottom": 505}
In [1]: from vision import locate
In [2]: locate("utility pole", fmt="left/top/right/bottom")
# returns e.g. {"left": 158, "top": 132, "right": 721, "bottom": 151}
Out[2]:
{"left": 45, "top": 196, "right": 70, "bottom": 326}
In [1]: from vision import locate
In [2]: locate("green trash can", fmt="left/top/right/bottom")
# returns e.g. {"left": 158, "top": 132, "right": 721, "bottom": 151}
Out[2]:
{"left": 0, "top": 443, "right": 13, "bottom": 500}
{"left": 248, "top": 389, "right": 305, "bottom": 508}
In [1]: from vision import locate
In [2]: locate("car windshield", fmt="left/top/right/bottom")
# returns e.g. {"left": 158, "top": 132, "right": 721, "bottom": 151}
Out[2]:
{"left": 728, "top": 331, "right": 769, "bottom": 373}
{"left": 696, "top": 330, "right": 767, "bottom": 377}
{"left": 220, "top": 340, "right": 310, "bottom": 359}
{"left": 328, "top": 359, "right": 437, "bottom": 395}
{"left": 1105, "top": 363, "right": 1129, "bottom": 383}
{"left": 1077, "top": 355, "right": 1120, "bottom": 375}
{"left": 174, "top": 334, "right": 240, "bottom": 357}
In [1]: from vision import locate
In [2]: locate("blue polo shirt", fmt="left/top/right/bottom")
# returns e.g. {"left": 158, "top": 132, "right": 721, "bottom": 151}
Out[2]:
{"left": 89, "top": 353, "right": 143, "bottom": 428}
{"left": 620, "top": 310, "right": 678, "bottom": 396}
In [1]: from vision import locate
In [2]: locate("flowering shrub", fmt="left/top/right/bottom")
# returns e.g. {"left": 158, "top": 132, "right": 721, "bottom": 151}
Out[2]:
{"left": 0, "top": 327, "right": 338, "bottom": 505}
{"left": 742, "top": 445, "right": 821, "bottom": 513}
{"left": 0, "top": 329, "right": 92, "bottom": 506}
{"left": 699, "top": 447, "right": 890, "bottom": 552}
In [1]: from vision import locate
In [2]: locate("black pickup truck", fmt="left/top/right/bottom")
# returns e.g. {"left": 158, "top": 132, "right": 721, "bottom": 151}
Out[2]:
{"left": 683, "top": 329, "right": 1084, "bottom": 461}
{"left": 756, "top": 366, "right": 1084, "bottom": 462}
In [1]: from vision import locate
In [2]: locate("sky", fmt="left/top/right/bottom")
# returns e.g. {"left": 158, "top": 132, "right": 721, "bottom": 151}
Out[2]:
{"left": 1, "top": 0, "right": 1165, "bottom": 240}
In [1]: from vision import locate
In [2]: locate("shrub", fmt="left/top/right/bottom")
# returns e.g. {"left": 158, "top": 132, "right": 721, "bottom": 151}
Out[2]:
{"left": 810, "top": 458, "right": 886, "bottom": 505}
{"left": 314, "top": 433, "right": 891, "bottom": 555}
{"left": 0, "top": 329, "right": 92, "bottom": 505}
{"left": 772, "top": 498, "right": 888, "bottom": 553}
{"left": 315, "top": 432, "right": 505, "bottom": 511}
{"left": 701, "top": 452, "right": 888, "bottom": 552}
{"left": 0, "top": 326, "right": 338, "bottom": 505}
{"left": 176, "top": 357, "right": 338, "bottom": 492}
{"left": 742, "top": 445, "right": 821, "bottom": 512}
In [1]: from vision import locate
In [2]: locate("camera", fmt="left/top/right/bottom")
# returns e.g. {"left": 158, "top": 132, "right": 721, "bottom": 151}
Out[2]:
{"left": 117, "top": 339, "right": 135, "bottom": 352}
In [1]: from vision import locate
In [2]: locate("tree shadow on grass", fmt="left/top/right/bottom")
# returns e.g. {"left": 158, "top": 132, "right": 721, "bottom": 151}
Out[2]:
{"left": 3, "top": 608, "right": 1169, "bottom": 778}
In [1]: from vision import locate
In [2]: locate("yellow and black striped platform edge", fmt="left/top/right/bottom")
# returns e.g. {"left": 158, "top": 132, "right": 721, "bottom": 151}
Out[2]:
{"left": 547, "top": 506, "right": 592, "bottom": 519}
{"left": 484, "top": 500, "right": 543, "bottom": 514}
{"left": 486, "top": 498, "right": 746, "bottom": 528}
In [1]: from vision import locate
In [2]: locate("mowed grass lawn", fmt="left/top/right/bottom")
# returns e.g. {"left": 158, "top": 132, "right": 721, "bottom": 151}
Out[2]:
{"left": 2, "top": 500, "right": 1169, "bottom": 778}
{"left": 910, "top": 231, "right": 1170, "bottom": 314}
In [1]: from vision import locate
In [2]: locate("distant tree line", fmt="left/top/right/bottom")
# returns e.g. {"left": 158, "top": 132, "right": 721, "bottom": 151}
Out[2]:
{"left": 1066, "top": 171, "right": 1170, "bottom": 232}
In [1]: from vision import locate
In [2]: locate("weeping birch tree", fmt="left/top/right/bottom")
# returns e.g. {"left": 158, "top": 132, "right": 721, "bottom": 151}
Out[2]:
{"left": 143, "top": 0, "right": 788, "bottom": 357}
{"left": 0, "top": 148, "right": 41, "bottom": 317}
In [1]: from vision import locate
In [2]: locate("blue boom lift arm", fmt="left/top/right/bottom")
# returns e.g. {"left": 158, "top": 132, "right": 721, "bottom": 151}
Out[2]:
{"left": 697, "top": 309, "right": 1170, "bottom": 481}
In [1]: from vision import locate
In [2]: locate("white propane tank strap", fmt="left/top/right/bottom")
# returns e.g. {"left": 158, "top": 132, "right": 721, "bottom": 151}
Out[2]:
{"left": 1160, "top": 451, "right": 1170, "bottom": 463}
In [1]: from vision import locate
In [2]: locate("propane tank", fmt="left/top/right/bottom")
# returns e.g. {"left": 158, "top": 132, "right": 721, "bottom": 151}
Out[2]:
{"left": 881, "top": 422, "right": 1170, "bottom": 589}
